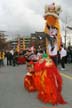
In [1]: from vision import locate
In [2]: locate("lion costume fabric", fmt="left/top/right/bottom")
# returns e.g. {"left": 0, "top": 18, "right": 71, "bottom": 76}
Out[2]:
{"left": 33, "top": 56, "right": 67, "bottom": 105}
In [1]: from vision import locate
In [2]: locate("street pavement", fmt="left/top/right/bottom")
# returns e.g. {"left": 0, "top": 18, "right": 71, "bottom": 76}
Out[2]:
{"left": 0, "top": 62, "right": 72, "bottom": 108}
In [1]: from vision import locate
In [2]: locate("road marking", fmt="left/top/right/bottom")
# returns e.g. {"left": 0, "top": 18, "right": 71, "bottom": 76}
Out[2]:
{"left": 61, "top": 73, "right": 72, "bottom": 80}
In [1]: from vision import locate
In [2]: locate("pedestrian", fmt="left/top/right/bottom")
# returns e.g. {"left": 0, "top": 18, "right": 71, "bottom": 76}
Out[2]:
{"left": 6, "top": 51, "right": 10, "bottom": 65}
{"left": 10, "top": 49, "right": 14, "bottom": 65}
{"left": 59, "top": 45, "right": 67, "bottom": 70}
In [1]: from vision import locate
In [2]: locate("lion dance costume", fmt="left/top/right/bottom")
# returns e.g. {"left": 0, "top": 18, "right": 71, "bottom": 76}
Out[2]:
{"left": 44, "top": 3, "right": 62, "bottom": 52}
{"left": 24, "top": 3, "right": 67, "bottom": 105}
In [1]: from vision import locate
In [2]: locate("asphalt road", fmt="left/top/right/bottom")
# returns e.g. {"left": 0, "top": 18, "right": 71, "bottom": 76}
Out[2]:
{"left": 0, "top": 63, "right": 72, "bottom": 108}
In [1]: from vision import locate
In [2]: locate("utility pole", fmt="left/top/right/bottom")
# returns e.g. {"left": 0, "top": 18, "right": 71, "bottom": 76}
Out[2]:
{"left": 64, "top": 26, "right": 67, "bottom": 47}
{"left": 64, "top": 16, "right": 67, "bottom": 47}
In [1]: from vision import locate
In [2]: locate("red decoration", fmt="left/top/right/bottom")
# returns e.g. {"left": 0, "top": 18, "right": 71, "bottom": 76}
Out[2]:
{"left": 24, "top": 58, "right": 67, "bottom": 105}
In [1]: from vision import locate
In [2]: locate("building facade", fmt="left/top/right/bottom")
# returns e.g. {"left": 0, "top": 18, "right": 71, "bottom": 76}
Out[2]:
{"left": 8, "top": 31, "right": 47, "bottom": 52}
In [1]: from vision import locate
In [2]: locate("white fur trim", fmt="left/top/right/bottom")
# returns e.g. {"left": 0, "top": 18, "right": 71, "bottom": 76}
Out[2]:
{"left": 44, "top": 12, "right": 59, "bottom": 18}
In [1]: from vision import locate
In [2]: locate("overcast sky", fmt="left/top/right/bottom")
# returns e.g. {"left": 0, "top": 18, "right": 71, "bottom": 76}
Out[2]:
{"left": 0, "top": 0, "right": 72, "bottom": 39}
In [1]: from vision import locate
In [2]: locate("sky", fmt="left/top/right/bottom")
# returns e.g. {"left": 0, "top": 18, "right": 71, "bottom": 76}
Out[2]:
{"left": 0, "top": 0, "right": 72, "bottom": 40}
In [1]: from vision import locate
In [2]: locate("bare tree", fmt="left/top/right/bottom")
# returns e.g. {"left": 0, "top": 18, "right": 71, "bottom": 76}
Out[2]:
{"left": 0, "top": 31, "right": 8, "bottom": 50}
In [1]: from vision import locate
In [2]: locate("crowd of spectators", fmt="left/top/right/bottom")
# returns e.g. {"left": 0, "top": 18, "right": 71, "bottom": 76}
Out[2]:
{"left": 0, "top": 45, "right": 72, "bottom": 68}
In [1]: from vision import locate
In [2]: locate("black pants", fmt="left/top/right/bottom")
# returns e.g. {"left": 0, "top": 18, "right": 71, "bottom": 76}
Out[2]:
{"left": 7, "top": 59, "right": 12, "bottom": 65}
{"left": 60, "top": 57, "right": 65, "bottom": 68}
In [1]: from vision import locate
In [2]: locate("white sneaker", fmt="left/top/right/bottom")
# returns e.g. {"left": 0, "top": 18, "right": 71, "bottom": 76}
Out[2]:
{"left": 61, "top": 68, "right": 65, "bottom": 71}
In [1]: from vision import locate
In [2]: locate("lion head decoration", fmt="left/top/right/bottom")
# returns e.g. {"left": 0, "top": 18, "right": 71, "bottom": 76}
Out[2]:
{"left": 44, "top": 3, "right": 62, "bottom": 52}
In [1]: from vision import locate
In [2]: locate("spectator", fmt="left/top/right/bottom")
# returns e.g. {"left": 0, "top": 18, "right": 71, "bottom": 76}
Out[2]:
{"left": 67, "top": 46, "right": 71, "bottom": 63}
{"left": 6, "top": 51, "right": 12, "bottom": 65}
{"left": 13, "top": 51, "right": 18, "bottom": 66}
{"left": 59, "top": 45, "right": 67, "bottom": 70}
